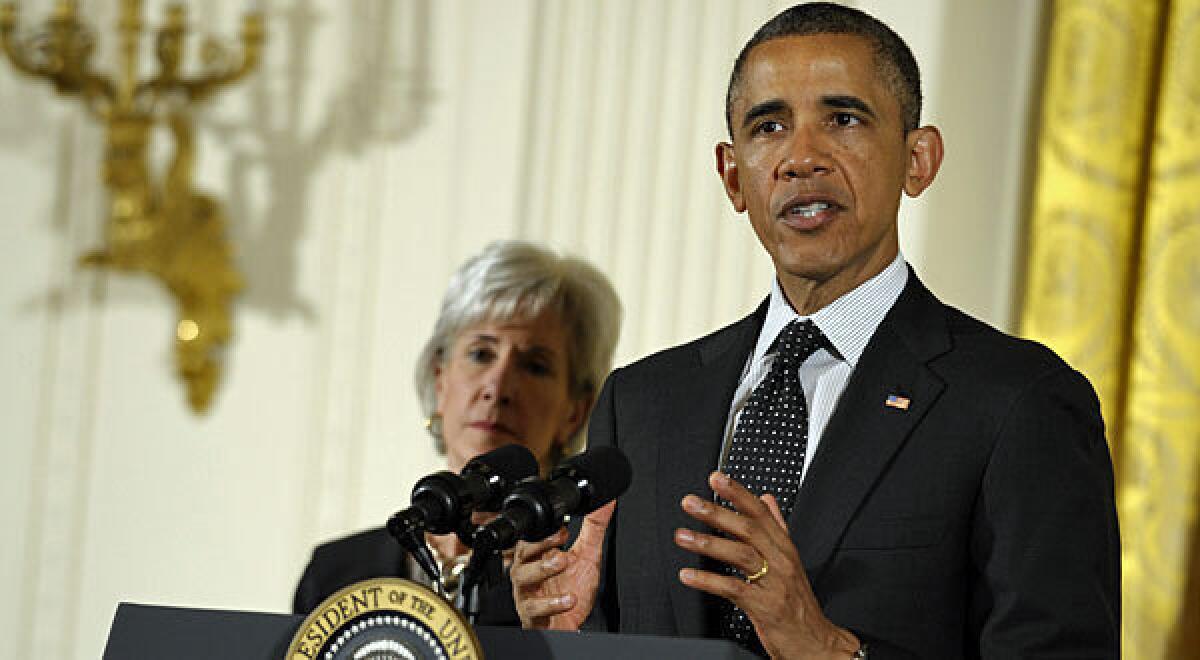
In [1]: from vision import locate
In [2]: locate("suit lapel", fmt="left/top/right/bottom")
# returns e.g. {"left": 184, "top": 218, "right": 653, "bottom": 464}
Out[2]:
{"left": 657, "top": 301, "right": 765, "bottom": 637}
{"left": 787, "top": 274, "right": 951, "bottom": 575}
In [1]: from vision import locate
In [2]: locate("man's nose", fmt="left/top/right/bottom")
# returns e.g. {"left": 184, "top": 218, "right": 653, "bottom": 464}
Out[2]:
{"left": 777, "top": 127, "right": 834, "bottom": 179}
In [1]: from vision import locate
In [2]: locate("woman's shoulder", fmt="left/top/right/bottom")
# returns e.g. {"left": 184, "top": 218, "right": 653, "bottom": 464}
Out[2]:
{"left": 310, "top": 526, "right": 401, "bottom": 560}
{"left": 293, "top": 526, "right": 408, "bottom": 614}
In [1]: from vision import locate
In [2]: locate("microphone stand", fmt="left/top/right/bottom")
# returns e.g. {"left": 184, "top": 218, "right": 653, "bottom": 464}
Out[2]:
{"left": 387, "top": 513, "right": 445, "bottom": 596}
{"left": 457, "top": 528, "right": 504, "bottom": 624}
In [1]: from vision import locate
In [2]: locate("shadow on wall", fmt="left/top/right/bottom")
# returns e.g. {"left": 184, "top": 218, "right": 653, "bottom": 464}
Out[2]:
{"left": 4, "top": 0, "right": 433, "bottom": 321}
{"left": 1, "top": 62, "right": 102, "bottom": 317}
{"left": 921, "top": 1, "right": 1043, "bottom": 330}
{"left": 0, "top": 67, "right": 55, "bottom": 153}
{"left": 211, "top": 0, "right": 434, "bottom": 322}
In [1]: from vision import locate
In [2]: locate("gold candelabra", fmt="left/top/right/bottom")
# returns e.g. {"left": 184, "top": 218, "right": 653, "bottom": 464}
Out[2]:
{"left": 1, "top": 0, "right": 264, "bottom": 412}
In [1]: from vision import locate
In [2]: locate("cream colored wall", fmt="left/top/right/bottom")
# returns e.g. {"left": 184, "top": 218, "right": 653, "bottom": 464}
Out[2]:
{"left": 0, "top": 1, "right": 1041, "bottom": 657}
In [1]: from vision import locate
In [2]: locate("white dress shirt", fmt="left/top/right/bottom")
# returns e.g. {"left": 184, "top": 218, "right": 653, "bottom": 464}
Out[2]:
{"left": 718, "top": 253, "right": 909, "bottom": 487}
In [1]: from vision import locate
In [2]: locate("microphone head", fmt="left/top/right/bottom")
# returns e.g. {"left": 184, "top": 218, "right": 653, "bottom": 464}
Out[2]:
{"left": 464, "top": 443, "right": 538, "bottom": 479}
{"left": 550, "top": 445, "right": 632, "bottom": 513}
{"left": 462, "top": 444, "right": 539, "bottom": 510}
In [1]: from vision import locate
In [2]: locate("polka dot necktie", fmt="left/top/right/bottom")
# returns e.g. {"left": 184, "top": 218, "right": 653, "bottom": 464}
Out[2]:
{"left": 719, "top": 318, "right": 827, "bottom": 653}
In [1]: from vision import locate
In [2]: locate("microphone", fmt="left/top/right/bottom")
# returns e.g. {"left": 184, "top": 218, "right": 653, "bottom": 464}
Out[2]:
{"left": 386, "top": 444, "right": 538, "bottom": 590}
{"left": 387, "top": 443, "right": 539, "bottom": 539}
{"left": 471, "top": 445, "right": 632, "bottom": 553}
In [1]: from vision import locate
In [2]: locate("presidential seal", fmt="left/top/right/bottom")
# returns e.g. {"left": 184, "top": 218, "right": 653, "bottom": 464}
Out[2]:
{"left": 285, "top": 577, "right": 483, "bottom": 660}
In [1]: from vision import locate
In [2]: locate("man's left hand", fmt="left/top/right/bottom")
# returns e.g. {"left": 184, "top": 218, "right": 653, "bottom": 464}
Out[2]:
{"left": 675, "top": 471, "right": 861, "bottom": 660}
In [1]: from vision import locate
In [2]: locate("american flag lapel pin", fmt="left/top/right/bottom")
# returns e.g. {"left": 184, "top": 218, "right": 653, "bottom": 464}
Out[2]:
{"left": 885, "top": 393, "right": 911, "bottom": 410}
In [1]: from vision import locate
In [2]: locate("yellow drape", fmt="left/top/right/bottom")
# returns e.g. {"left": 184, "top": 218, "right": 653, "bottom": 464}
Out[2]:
{"left": 1020, "top": 1, "right": 1200, "bottom": 658}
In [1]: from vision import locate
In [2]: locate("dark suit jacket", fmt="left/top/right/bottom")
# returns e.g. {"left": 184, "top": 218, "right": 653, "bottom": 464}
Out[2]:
{"left": 292, "top": 526, "right": 520, "bottom": 626}
{"left": 586, "top": 272, "right": 1120, "bottom": 659}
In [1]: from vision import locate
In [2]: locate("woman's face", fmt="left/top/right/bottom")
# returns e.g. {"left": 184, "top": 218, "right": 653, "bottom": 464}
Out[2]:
{"left": 435, "top": 310, "right": 587, "bottom": 473}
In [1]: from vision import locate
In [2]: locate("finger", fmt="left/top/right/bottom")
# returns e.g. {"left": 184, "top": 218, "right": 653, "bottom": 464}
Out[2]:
{"left": 520, "top": 592, "right": 577, "bottom": 619}
{"left": 510, "top": 547, "right": 569, "bottom": 587}
{"left": 681, "top": 493, "right": 760, "bottom": 543}
{"left": 573, "top": 500, "right": 615, "bottom": 560}
{"left": 674, "top": 528, "right": 764, "bottom": 576}
{"left": 709, "top": 471, "right": 772, "bottom": 519}
{"left": 760, "top": 493, "right": 787, "bottom": 530}
{"left": 513, "top": 527, "right": 569, "bottom": 563}
{"left": 678, "top": 566, "right": 755, "bottom": 605}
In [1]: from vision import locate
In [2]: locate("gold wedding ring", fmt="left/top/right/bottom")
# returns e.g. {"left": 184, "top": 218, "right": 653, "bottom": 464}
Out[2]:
{"left": 745, "top": 558, "right": 769, "bottom": 583}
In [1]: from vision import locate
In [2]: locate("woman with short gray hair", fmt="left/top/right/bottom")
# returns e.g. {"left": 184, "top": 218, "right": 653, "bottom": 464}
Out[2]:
{"left": 294, "top": 240, "right": 622, "bottom": 619}
{"left": 415, "top": 240, "right": 622, "bottom": 469}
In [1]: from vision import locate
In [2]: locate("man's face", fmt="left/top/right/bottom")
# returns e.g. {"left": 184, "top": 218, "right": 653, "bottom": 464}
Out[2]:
{"left": 718, "top": 34, "right": 939, "bottom": 308}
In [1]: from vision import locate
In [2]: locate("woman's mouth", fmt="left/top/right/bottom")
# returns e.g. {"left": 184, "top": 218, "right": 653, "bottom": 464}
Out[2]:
{"left": 469, "top": 421, "right": 517, "bottom": 437}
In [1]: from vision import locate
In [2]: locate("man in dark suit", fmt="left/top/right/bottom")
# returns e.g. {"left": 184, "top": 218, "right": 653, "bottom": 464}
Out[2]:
{"left": 510, "top": 3, "right": 1120, "bottom": 658}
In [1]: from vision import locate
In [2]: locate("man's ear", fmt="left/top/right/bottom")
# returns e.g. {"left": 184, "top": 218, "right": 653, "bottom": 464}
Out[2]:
{"left": 903, "top": 126, "right": 944, "bottom": 198}
{"left": 716, "top": 142, "right": 746, "bottom": 212}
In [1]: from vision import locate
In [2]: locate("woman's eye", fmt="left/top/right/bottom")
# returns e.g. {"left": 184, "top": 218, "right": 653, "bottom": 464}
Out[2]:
{"left": 525, "top": 360, "right": 553, "bottom": 377}
{"left": 467, "top": 347, "right": 494, "bottom": 363}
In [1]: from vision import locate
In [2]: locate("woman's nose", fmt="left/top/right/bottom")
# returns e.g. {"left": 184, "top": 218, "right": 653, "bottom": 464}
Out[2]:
{"left": 480, "top": 357, "right": 518, "bottom": 404}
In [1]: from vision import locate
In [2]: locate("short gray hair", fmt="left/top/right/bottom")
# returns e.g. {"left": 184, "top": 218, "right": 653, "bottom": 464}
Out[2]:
{"left": 415, "top": 240, "right": 622, "bottom": 455}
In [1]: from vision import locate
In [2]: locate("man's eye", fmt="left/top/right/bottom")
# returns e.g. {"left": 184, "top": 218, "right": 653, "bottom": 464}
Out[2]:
{"left": 832, "top": 112, "right": 862, "bottom": 127}
{"left": 525, "top": 360, "right": 553, "bottom": 377}
{"left": 754, "top": 120, "right": 785, "bottom": 135}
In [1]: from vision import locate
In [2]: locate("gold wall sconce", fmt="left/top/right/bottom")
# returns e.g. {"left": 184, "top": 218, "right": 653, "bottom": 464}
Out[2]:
{"left": 1, "top": 0, "right": 263, "bottom": 412}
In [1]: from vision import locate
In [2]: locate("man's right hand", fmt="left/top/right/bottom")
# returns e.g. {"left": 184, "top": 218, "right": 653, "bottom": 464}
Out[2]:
{"left": 509, "top": 500, "right": 615, "bottom": 630}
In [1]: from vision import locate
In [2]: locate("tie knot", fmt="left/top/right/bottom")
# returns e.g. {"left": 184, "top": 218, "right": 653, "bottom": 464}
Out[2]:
{"left": 774, "top": 319, "right": 827, "bottom": 365}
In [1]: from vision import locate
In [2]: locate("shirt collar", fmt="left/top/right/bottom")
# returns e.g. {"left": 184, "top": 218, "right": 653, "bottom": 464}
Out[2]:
{"left": 753, "top": 253, "right": 909, "bottom": 367}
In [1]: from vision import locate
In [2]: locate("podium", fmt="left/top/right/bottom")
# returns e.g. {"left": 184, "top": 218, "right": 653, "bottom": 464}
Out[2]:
{"left": 103, "top": 602, "right": 759, "bottom": 659}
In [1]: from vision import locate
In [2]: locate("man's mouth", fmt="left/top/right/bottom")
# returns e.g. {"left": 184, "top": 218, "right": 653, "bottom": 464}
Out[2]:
{"left": 787, "top": 201, "right": 833, "bottom": 218}
{"left": 778, "top": 196, "right": 842, "bottom": 228}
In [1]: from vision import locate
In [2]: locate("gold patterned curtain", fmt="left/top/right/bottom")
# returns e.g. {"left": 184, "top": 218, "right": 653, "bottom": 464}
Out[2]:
{"left": 1019, "top": 1, "right": 1200, "bottom": 658}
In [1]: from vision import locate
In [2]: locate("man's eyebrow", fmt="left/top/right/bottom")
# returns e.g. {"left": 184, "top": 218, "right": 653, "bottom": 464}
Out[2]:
{"left": 821, "top": 94, "right": 876, "bottom": 119}
{"left": 741, "top": 99, "right": 789, "bottom": 129}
